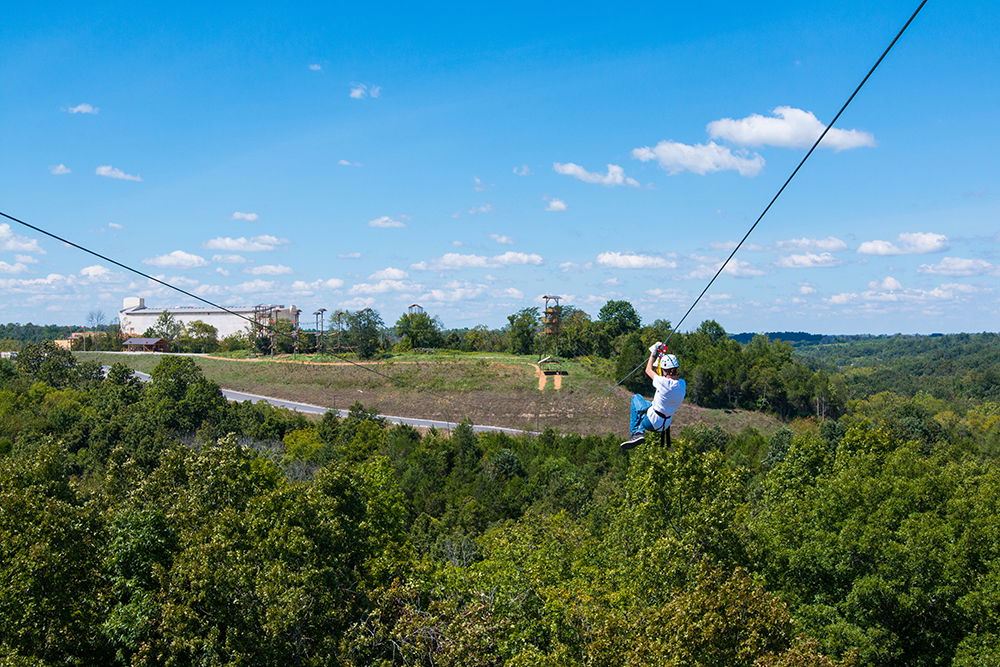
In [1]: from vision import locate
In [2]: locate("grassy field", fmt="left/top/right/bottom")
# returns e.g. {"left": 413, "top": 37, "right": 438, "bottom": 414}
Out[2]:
{"left": 77, "top": 351, "right": 784, "bottom": 436}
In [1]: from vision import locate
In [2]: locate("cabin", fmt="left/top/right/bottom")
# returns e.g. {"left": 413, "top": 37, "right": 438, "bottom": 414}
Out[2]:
{"left": 122, "top": 337, "right": 171, "bottom": 353}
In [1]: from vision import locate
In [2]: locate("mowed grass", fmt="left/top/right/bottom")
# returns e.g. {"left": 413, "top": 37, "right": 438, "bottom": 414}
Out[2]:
{"left": 77, "top": 351, "right": 784, "bottom": 436}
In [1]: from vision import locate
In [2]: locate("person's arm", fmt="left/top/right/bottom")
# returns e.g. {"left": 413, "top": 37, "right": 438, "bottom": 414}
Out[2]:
{"left": 644, "top": 344, "right": 659, "bottom": 381}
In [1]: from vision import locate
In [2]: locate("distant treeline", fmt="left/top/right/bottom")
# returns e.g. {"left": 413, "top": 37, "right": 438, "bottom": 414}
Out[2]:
{"left": 794, "top": 332, "right": 1000, "bottom": 405}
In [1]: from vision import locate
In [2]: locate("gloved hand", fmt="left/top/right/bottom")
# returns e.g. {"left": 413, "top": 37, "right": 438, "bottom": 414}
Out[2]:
{"left": 649, "top": 342, "right": 663, "bottom": 356}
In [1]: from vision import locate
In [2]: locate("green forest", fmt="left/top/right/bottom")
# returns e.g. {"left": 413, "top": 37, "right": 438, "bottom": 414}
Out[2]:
{"left": 3, "top": 337, "right": 1000, "bottom": 665}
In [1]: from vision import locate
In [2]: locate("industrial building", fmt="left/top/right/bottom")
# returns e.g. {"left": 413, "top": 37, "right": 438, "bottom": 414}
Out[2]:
{"left": 118, "top": 297, "right": 299, "bottom": 339}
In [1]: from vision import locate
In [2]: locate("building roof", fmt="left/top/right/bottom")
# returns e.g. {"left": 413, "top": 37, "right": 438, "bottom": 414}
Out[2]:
{"left": 123, "top": 337, "right": 167, "bottom": 345}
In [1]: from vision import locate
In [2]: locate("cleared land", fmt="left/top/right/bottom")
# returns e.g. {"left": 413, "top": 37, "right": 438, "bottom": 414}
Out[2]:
{"left": 77, "top": 351, "right": 783, "bottom": 436}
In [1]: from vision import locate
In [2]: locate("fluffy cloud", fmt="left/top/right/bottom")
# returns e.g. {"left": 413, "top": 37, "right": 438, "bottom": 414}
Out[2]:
{"left": 368, "top": 215, "right": 406, "bottom": 228}
{"left": 775, "top": 236, "right": 847, "bottom": 252}
{"left": 204, "top": 235, "right": 288, "bottom": 251}
{"left": 212, "top": 254, "right": 248, "bottom": 264}
{"left": 15, "top": 255, "right": 38, "bottom": 264}
{"left": 513, "top": 165, "right": 531, "bottom": 176}
{"left": 596, "top": 251, "right": 676, "bottom": 270}
{"left": 49, "top": 164, "right": 71, "bottom": 175}
{"left": 707, "top": 106, "right": 875, "bottom": 151}
{"left": 337, "top": 159, "right": 361, "bottom": 167}
{"left": 544, "top": 197, "right": 567, "bottom": 212}
{"left": 96, "top": 165, "right": 142, "bottom": 181}
{"left": 231, "top": 279, "right": 276, "bottom": 293}
{"left": 798, "top": 283, "right": 816, "bottom": 295}
{"left": 631, "top": 141, "right": 764, "bottom": 176}
{"left": 247, "top": 264, "right": 293, "bottom": 276}
{"left": 684, "top": 258, "right": 766, "bottom": 279}
{"left": 349, "top": 279, "right": 418, "bottom": 295}
{"left": 489, "top": 234, "right": 513, "bottom": 245}
{"left": 0, "top": 224, "right": 44, "bottom": 253}
{"left": 79, "top": 265, "right": 111, "bottom": 280}
{"left": 917, "top": 257, "right": 995, "bottom": 276}
{"left": 869, "top": 276, "right": 903, "bottom": 290}
{"left": 107, "top": 222, "right": 124, "bottom": 230}
{"left": 775, "top": 252, "right": 842, "bottom": 268}
{"left": 412, "top": 251, "right": 542, "bottom": 271}
{"left": 858, "top": 232, "right": 948, "bottom": 255}
{"left": 0, "top": 261, "right": 28, "bottom": 274}
{"left": 827, "top": 281, "right": 981, "bottom": 305}
{"left": 496, "top": 287, "right": 524, "bottom": 299}
{"left": 291, "top": 278, "right": 344, "bottom": 293}
{"left": 65, "top": 103, "right": 98, "bottom": 114}
{"left": 231, "top": 211, "right": 259, "bottom": 221}
{"left": 369, "top": 267, "right": 408, "bottom": 280}
{"left": 420, "top": 281, "right": 487, "bottom": 302}
{"left": 349, "top": 83, "right": 381, "bottom": 99}
{"left": 553, "top": 162, "right": 638, "bottom": 187}
{"left": 143, "top": 250, "right": 208, "bottom": 269}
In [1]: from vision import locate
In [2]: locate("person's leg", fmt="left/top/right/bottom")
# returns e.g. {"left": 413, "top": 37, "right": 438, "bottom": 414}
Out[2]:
{"left": 630, "top": 394, "right": 652, "bottom": 434}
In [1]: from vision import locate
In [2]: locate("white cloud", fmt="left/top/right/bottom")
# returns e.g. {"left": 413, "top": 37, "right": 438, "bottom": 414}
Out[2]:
{"left": 868, "top": 276, "right": 903, "bottom": 290}
{"left": 96, "top": 165, "right": 142, "bottom": 181}
{"left": 350, "top": 279, "right": 417, "bottom": 295}
{"left": 596, "top": 251, "right": 676, "bottom": 269}
{"left": 143, "top": 250, "right": 208, "bottom": 269}
{"left": 204, "top": 235, "right": 288, "bottom": 251}
{"left": 645, "top": 287, "right": 688, "bottom": 301}
{"left": 340, "top": 297, "right": 376, "bottom": 309}
{"left": 775, "top": 252, "right": 842, "bottom": 268}
{"left": 412, "top": 253, "right": 490, "bottom": 270}
{"left": 15, "top": 254, "right": 38, "bottom": 264}
{"left": 494, "top": 251, "right": 543, "bottom": 265}
{"left": 49, "top": 164, "right": 71, "bottom": 175}
{"left": 553, "top": 162, "right": 639, "bottom": 187}
{"left": 65, "top": 103, "right": 99, "bottom": 114}
{"left": 308, "top": 63, "right": 322, "bottom": 71}
{"left": 467, "top": 204, "right": 493, "bottom": 215}
{"left": 798, "top": 283, "right": 816, "bottom": 295}
{"left": 0, "top": 224, "right": 45, "bottom": 253}
{"left": 513, "top": 165, "right": 531, "bottom": 176}
{"left": 291, "top": 278, "right": 344, "bottom": 293}
{"left": 858, "top": 232, "right": 948, "bottom": 255}
{"left": 368, "top": 215, "right": 406, "bottom": 228}
{"left": 338, "top": 252, "right": 362, "bottom": 259}
{"left": 370, "top": 267, "right": 408, "bottom": 280}
{"left": 775, "top": 236, "right": 847, "bottom": 252}
{"left": 451, "top": 240, "right": 463, "bottom": 247}
{"left": 420, "top": 280, "right": 487, "bottom": 302}
{"left": 231, "top": 211, "right": 259, "bottom": 221}
{"left": 827, "top": 292, "right": 856, "bottom": 305}
{"left": 489, "top": 234, "right": 514, "bottom": 245}
{"left": 496, "top": 287, "right": 524, "bottom": 299}
{"left": 231, "top": 279, "right": 276, "bottom": 293}
{"left": 473, "top": 177, "right": 490, "bottom": 192}
{"left": 349, "top": 83, "right": 381, "bottom": 99}
{"left": 337, "top": 159, "right": 361, "bottom": 167}
{"left": 216, "top": 267, "right": 230, "bottom": 276}
{"left": 707, "top": 106, "right": 875, "bottom": 151}
{"left": 0, "top": 261, "right": 28, "bottom": 274}
{"left": 212, "top": 254, "right": 248, "bottom": 264}
{"left": 79, "top": 265, "right": 111, "bottom": 280}
{"left": 412, "top": 251, "right": 541, "bottom": 271}
{"left": 247, "top": 264, "right": 293, "bottom": 276}
{"left": 107, "top": 222, "right": 124, "bottom": 229}
{"left": 544, "top": 197, "right": 567, "bottom": 212}
{"left": 684, "top": 258, "right": 766, "bottom": 279}
{"left": 631, "top": 141, "right": 764, "bottom": 176}
{"left": 917, "top": 257, "right": 995, "bottom": 276}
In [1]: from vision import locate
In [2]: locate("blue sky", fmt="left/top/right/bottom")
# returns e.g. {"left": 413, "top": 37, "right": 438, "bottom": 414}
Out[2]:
{"left": 1, "top": 1, "right": 997, "bottom": 333}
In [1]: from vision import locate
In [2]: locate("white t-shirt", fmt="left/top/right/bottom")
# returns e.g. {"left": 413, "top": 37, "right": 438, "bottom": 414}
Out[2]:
{"left": 648, "top": 375, "right": 686, "bottom": 430}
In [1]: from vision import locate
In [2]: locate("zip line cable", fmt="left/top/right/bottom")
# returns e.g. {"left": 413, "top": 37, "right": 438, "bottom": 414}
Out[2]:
{"left": 0, "top": 208, "right": 508, "bottom": 426}
{"left": 609, "top": 0, "right": 929, "bottom": 392}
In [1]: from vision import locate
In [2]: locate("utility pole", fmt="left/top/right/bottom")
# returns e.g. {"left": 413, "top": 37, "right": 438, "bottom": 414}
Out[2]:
{"left": 314, "top": 308, "right": 326, "bottom": 354}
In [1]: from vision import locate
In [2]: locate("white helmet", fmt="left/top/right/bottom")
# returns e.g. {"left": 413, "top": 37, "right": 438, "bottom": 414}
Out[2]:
{"left": 660, "top": 353, "right": 679, "bottom": 370}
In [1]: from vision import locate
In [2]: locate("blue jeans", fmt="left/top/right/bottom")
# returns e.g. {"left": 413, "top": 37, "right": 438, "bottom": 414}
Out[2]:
{"left": 630, "top": 394, "right": 656, "bottom": 435}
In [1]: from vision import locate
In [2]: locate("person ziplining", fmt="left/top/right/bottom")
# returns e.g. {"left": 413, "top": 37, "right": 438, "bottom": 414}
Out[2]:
{"left": 620, "top": 343, "right": 686, "bottom": 451}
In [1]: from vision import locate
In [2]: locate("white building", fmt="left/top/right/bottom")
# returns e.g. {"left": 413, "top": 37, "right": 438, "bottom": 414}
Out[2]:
{"left": 119, "top": 297, "right": 299, "bottom": 339}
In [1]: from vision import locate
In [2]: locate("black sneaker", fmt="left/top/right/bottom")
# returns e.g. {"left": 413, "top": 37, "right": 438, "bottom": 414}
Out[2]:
{"left": 619, "top": 434, "right": 644, "bottom": 450}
